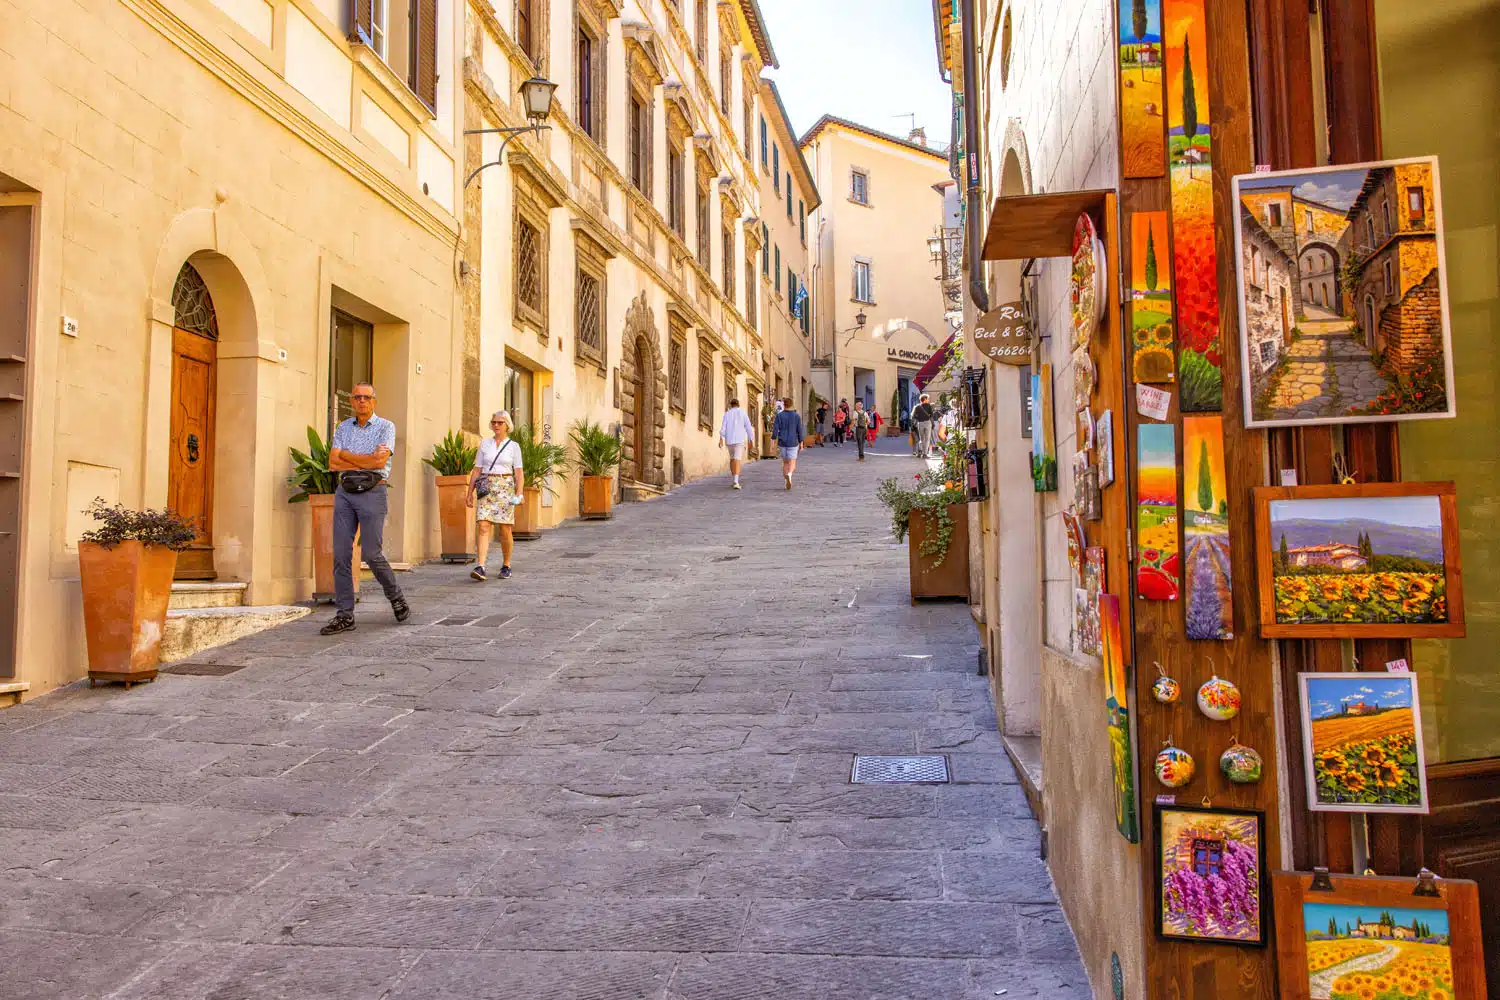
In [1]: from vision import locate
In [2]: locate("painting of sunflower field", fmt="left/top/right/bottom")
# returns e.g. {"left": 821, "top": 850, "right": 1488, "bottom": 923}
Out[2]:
{"left": 1269, "top": 495, "right": 1449, "bottom": 627}
{"left": 1302, "top": 902, "right": 1453, "bottom": 1000}
{"left": 1299, "top": 673, "right": 1429, "bottom": 814}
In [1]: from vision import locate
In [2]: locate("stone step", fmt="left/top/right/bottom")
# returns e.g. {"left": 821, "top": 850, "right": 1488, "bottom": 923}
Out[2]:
{"left": 169, "top": 581, "right": 249, "bottom": 610}
{"left": 161, "top": 606, "right": 310, "bottom": 663}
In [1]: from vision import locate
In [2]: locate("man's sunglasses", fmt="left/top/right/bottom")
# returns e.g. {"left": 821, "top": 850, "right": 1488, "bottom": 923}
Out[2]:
{"left": 351, "top": 394, "right": 375, "bottom": 401}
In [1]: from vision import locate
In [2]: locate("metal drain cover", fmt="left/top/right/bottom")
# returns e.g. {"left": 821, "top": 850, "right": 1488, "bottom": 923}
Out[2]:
{"left": 851, "top": 755, "right": 951, "bottom": 784}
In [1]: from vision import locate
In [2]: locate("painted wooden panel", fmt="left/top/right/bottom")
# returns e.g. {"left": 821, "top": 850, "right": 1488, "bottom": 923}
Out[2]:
{"left": 1102, "top": 594, "right": 1141, "bottom": 842}
{"left": 1120, "top": 0, "right": 1167, "bottom": 177}
{"left": 1183, "top": 415, "right": 1232, "bottom": 639}
{"left": 1131, "top": 211, "right": 1176, "bottom": 383}
{"left": 1165, "top": 0, "right": 1222, "bottom": 411}
{"left": 1032, "top": 364, "right": 1057, "bottom": 492}
{"left": 1136, "top": 423, "right": 1179, "bottom": 600}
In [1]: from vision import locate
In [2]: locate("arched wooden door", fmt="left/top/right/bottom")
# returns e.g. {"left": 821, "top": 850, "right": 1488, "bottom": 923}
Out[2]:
{"left": 168, "top": 263, "right": 218, "bottom": 580}
{"left": 632, "top": 338, "right": 649, "bottom": 480}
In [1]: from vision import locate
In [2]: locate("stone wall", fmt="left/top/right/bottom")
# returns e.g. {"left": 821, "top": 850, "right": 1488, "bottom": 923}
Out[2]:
{"left": 1381, "top": 265, "right": 1444, "bottom": 370}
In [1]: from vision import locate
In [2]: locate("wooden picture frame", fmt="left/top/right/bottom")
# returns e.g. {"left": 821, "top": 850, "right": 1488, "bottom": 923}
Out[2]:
{"left": 1272, "top": 869, "right": 1487, "bottom": 999}
{"left": 1252, "top": 482, "right": 1465, "bottom": 638}
{"left": 1154, "top": 803, "right": 1269, "bottom": 947}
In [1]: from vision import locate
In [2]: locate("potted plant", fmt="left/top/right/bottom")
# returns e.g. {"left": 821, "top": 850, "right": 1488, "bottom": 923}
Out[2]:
{"left": 77, "top": 498, "right": 197, "bottom": 686}
{"left": 510, "top": 424, "right": 570, "bottom": 539}
{"left": 570, "top": 419, "right": 621, "bottom": 519}
{"left": 423, "top": 430, "right": 478, "bottom": 563}
{"left": 876, "top": 466, "right": 971, "bottom": 602}
{"left": 287, "top": 426, "right": 349, "bottom": 602}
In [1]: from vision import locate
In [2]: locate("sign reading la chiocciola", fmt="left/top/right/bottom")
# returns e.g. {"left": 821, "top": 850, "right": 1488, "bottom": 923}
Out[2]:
{"left": 974, "top": 301, "right": 1033, "bottom": 365}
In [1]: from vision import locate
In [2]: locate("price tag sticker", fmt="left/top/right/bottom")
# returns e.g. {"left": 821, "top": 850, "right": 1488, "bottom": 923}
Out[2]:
{"left": 1386, "top": 658, "right": 1411, "bottom": 673}
{"left": 1155, "top": 794, "right": 1177, "bottom": 805}
{"left": 1280, "top": 469, "right": 1299, "bottom": 486}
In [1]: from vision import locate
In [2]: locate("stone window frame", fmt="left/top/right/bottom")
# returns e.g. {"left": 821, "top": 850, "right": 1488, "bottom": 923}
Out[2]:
{"left": 718, "top": 45, "right": 732, "bottom": 117}
{"left": 628, "top": 90, "right": 653, "bottom": 197}
{"left": 574, "top": 0, "right": 610, "bottom": 149}
{"left": 668, "top": 321, "right": 688, "bottom": 416}
{"left": 722, "top": 222, "right": 736, "bottom": 306}
{"left": 694, "top": 0, "right": 708, "bottom": 64}
{"left": 697, "top": 340, "right": 715, "bottom": 431}
{"left": 513, "top": 177, "right": 551, "bottom": 340}
{"left": 723, "top": 363, "right": 737, "bottom": 414}
{"left": 742, "top": 96, "right": 755, "bottom": 166}
{"left": 744, "top": 254, "right": 757, "bottom": 329}
{"left": 663, "top": 92, "right": 693, "bottom": 240}
{"left": 574, "top": 231, "right": 609, "bottom": 371}
{"left": 852, "top": 255, "right": 875, "bottom": 304}
{"left": 695, "top": 173, "right": 713, "bottom": 273}
{"left": 515, "top": 0, "right": 549, "bottom": 75}
{"left": 850, "top": 166, "right": 872, "bottom": 206}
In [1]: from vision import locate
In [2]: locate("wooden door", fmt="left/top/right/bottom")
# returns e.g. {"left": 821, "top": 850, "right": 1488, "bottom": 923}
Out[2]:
{"left": 168, "top": 327, "right": 217, "bottom": 579}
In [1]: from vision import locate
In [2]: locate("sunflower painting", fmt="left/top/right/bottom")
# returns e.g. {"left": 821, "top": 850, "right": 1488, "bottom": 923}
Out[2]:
{"left": 1131, "top": 211, "right": 1177, "bottom": 383}
{"left": 1299, "top": 673, "right": 1429, "bottom": 814}
{"left": 1303, "top": 902, "right": 1453, "bottom": 1000}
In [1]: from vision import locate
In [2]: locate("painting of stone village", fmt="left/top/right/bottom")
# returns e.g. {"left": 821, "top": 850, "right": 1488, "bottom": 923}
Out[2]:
{"left": 1232, "top": 157, "right": 1456, "bottom": 428}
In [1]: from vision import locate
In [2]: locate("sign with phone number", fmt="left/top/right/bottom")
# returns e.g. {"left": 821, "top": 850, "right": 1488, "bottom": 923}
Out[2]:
{"left": 974, "top": 301, "right": 1033, "bottom": 366}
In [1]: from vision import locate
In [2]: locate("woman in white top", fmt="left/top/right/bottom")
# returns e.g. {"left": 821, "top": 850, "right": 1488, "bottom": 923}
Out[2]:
{"left": 465, "top": 410, "right": 526, "bottom": 581}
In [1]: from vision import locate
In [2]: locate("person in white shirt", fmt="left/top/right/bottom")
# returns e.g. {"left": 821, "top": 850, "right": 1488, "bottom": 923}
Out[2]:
{"left": 465, "top": 410, "right": 525, "bottom": 581}
{"left": 719, "top": 397, "right": 756, "bottom": 490}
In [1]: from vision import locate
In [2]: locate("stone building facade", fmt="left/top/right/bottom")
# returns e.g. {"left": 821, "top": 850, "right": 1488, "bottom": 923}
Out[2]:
{"left": 1239, "top": 204, "right": 1298, "bottom": 374}
{"left": 462, "top": 0, "right": 775, "bottom": 516}
{"left": 1343, "top": 164, "right": 1443, "bottom": 366}
{"left": 1, "top": 0, "right": 466, "bottom": 696}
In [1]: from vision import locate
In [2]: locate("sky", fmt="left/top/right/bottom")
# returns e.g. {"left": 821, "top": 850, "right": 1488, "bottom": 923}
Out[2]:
{"left": 1239, "top": 168, "right": 1370, "bottom": 212}
{"left": 755, "top": 0, "right": 952, "bottom": 143}
{"left": 1269, "top": 496, "right": 1443, "bottom": 531}
{"left": 1304, "top": 903, "right": 1447, "bottom": 936}
{"left": 1307, "top": 675, "right": 1415, "bottom": 719}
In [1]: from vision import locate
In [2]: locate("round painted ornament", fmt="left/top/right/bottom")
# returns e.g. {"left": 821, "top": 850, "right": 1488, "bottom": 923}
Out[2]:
{"left": 1220, "top": 742, "right": 1264, "bottom": 784}
{"left": 1151, "top": 662, "right": 1180, "bottom": 704}
{"left": 1070, "top": 213, "right": 1104, "bottom": 348}
{"left": 1154, "top": 741, "right": 1196, "bottom": 788}
{"left": 1197, "top": 675, "right": 1242, "bottom": 721}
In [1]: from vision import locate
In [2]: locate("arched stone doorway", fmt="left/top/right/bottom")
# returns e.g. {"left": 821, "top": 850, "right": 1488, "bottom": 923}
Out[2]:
{"left": 618, "top": 293, "right": 666, "bottom": 488}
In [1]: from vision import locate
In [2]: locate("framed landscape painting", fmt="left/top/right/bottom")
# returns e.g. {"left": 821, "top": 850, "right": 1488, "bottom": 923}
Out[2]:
{"left": 1231, "top": 157, "right": 1457, "bottom": 428}
{"left": 1272, "top": 870, "right": 1487, "bottom": 1000}
{"left": 1155, "top": 803, "right": 1267, "bottom": 946}
{"left": 1252, "top": 482, "right": 1464, "bottom": 638}
{"left": 1299, "top": 672, "right": 1429, "bottom": 814}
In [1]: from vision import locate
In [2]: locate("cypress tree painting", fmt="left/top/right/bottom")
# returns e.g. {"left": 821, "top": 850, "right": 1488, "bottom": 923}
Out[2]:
{"left": 1183, "top": 415, "right": 1232, "bottom": 639}
{"left": 1130, "top": 212, "right": 1176, "bottom": 383}
{"left": 1118, "top": 0, "right": 1166, "bottom": 177}
{"left": 1165, "top": 0, "right": 1222, "bottom": 411}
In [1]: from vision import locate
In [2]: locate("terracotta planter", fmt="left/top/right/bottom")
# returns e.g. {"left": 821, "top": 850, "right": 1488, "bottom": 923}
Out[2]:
{"left": 513, "top": 485, "right": 544, "bottom": 539}
{"left": 309, "top": 493, "right": 357, "bottom": 603}
{"left": 79, "top": 540, "right": 177, "bottom": 686}
{"left": 580, "top": 475, "right": 614, "bottom": 519}
{"left": 436, "top": 475, "right": 475, "bottom": 561}
{"left": 908, "top": 503, "right": 971, "bottom": 602}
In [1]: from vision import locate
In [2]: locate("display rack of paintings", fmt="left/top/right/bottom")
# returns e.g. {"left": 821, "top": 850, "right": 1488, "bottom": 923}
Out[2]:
{"left": 1155, "top": 803, "right": 1268, "bottom": 946}
{"left": 1271, "top": 869, "right": 1487, "bottom": 1000}
{"left": 1163, "top": 0, "right": 1221, "bottom": 412}
{"left": 1231, "top": 157, "right": 1457, "bottom": 428}
{"left": 1102, "top": 596, "right": 1139, "bottom": 843}
{"left": 1032, "top": 365, "right": 1058, "bottom": 492}
{"left": 1183, "top": 415, "right": 1232, "bottom": 639}
{"left": 1130, "top": 211, "right": 1176, "bottom": 383}
{"left": 1252, "top": 482, "right": 1465, "bottom": 638}
{"left": 1137, "top": 424, "right": 1180, "bottom": 600}
{"left": 1118, "top": 0, "right": 1166, "bottom": 178}
{"left": 1298, "top": 672, "right": 1430, "bottom": 814}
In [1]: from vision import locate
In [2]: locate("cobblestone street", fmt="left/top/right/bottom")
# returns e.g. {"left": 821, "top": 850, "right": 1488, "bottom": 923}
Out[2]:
{"left": 0, "top": 440, "right": 1088, "bottom": 1000}
{"left": 1263, "top": 317, "right": 1390, "bottom": 420}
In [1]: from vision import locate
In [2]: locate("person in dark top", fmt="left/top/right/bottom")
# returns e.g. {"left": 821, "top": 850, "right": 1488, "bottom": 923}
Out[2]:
{"left": 815, "top": 402, "right": 829, "bottom": 446}
{"left": 772, "top": 397, "right": 804, "bottom": 490}
{"left": 910, "top": 393, "right": 936, "bottom": 458}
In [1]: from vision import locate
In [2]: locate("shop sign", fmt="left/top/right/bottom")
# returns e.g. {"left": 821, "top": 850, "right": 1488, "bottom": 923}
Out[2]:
{"left": 886, "top": 347, "right": 933, "bottom": 364}
{"left": 974, "top": 301, "right": 1032, "bottom": 366}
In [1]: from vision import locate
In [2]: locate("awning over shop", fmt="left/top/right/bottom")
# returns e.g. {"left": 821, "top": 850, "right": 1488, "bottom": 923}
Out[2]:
{"left": 913, "top": 332, "right": 957, "bottom": 390}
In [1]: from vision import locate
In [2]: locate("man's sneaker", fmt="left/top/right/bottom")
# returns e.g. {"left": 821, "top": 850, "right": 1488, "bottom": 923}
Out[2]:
{"left": 499, "top": 565, "right": 513, "bottom": 580}
{"left": 471, "top": 566, "right": 488, "bottom": 582}
{"left": 732, "top": 482, "right": 742, "bottom": 490}
{"left": 319, "top": 614, "right": 355, "bottom": 636}
{"left": 391, "top": 597, "right": 410, "bottom": 623}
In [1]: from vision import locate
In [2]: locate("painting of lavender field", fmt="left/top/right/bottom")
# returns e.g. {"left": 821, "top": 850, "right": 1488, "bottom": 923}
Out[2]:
{"left": 1184, "top": 415, "right": 1233, "bottom": 639}
{"left": 1157, "top": 805, "right": 1265, "bottom": 945}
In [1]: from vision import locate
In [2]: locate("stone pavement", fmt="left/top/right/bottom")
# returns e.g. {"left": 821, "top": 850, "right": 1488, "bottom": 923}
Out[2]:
{"left": 0, "top": 437, "right": 1090, "bottom": 1000}
{"left": 1264, "top": 318, "right": 1390, "bottom": 420}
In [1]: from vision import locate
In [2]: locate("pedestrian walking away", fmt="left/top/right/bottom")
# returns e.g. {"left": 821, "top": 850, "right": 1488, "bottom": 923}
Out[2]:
{"left": 467, "top": 410, "right": 525, "bottom": 581}
{"left": 719, "top": 397, "right": 755, "bottom": 489}
{"left": 851, "top": 399, "right": 870, "bottom": 461}
{"left": 911, "top": 393, "right": 935, "bottom": 457}
{"left": 772, "top": 396, "right": 803, "bottom": 489}
{"left": 320, "top": 382, "right": 409, "bottom": 634}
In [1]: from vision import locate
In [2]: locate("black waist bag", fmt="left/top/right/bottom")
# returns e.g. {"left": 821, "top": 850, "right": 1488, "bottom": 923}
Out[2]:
{"left": 340, "top": 471, "right": 380, "bottom": 494}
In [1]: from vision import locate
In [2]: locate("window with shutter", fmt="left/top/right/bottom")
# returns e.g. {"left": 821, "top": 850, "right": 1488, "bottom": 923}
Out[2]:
{"left": 412, "top": 0, "right": 437, "bottom": 112}
{"left": 698, "top": 355, "right": 714, "bottom": 429}
{"left": 772, "top": 146, "right": 780, "bottom": 191}
{"left": 696, "top": 183, "right": 711, "bottom": 271}
{"left": 745, "top": 256, "right": 757, "bottom": 328}
{"left": 669, "top": 333, "right": 686, "bottom": 414}
{"left": 799, "top": 202, "right": 806, "bottom": 244}
{"left": 743, "top": 99, "right": 754, "bottom": 162}
{"left": 349, "top": 0, "right": 374, "bottom": 46}
{"left": 774, "top": 247, "right": 781, "bottom": 294}
{"left": 719, "top": 50, "right": 731, "bottom": 116}
{"left": 760, "top": 118, "right": 768, "bottom": 167}
{"left": 577, "top": 31, "right": 594, "bottom": 138}
{"left": 629, "top": 97, "right": 644, "bottom": 190}
{"left": 695, "top": 0, "right": 708, "bottom": 62}
{"left": 761, "top": 223, "right": 768, "bottom": 274}
{"left": 517, "top": 0, "right": 533, "bottom": 60}
{"left": 722, "top": 226, "right": 735, "bottom": 303}
{"left": 853, "top": 260, "right": 873, "bottom": 303}
{"left": 786, "top": 175, "right": 792, "bottom": 217}
{"left": 667, "top": 145, "right": 685, "bottom": 235}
